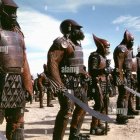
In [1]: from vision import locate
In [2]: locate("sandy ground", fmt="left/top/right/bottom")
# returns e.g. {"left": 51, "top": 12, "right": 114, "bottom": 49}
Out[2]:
{"left": 0, "top": 94, "right": 140, "bottom": 140}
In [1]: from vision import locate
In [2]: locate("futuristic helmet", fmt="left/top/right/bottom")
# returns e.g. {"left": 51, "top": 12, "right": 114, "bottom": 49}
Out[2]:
{"left": 123, "top": 30, "right": 134, "bottom": 43}
{"left": 60, "top": 19, "right": 82, "bottom": 35}
{"left": 93, "top": 34, "right": 110, "bottom": 49}
{"left": 93, "top": 34, "right": 110, "bottom": 56}
{"left": 1, "top": 0, "right": 18, "bottom": 8}
{"left": 0, "top": 0, "right": 18, "bottom": 16}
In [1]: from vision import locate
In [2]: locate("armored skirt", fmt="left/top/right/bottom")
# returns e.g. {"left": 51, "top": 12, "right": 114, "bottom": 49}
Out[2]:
{"left": 0, "top": 73, "right": 25, "bottom": 108}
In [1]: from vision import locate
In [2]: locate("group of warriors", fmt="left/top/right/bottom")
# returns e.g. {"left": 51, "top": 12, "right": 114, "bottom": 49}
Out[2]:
{"left": 33, "top": 64, "right": 56, "bottom": 108}
{"left": 0, "top": 0, "right": 140, "bottom": 140}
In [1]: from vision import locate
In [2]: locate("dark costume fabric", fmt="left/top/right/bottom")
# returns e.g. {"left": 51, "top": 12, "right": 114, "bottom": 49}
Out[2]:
{"left": 113, "top": 30, "right": 138, "bottom": 124}
{"left": 0, "top": 0, "right": 33, "bottom": 139}
{"left": 136, "top": 50, "right": 140, "bottom": 110}
{"left": 88, "top": 34, "right": 111, "bottom": 135}
{"left": 47, "top": 19, "right": 90, "bottom": 140}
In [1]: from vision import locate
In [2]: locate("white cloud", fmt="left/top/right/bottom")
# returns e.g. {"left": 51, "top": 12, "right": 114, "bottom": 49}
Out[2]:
{"left": 17, "top": 9, "right": 62, "bottom": 75}
{"left": 112, "top": 15, "right": 140, "bottom": 31}
{"left": 18, "top": 11, "right": 61, "bottom": 50}
{"left": 46, "top": 0, "right": 140, "bottom": 12}
{"left": 44, "top": 5, "right": 48, "bottom": 11}
{"left": 15, "top": 0, "right": 139, "bottom": 13}
{"left": 17, "top": 9, "right": 94, "bottom": 75}
{"left": 115, "top": 26, "right": 120, "bottom": 31}
{"left": 92, "top": 5, "right": 96, "bottom": 11}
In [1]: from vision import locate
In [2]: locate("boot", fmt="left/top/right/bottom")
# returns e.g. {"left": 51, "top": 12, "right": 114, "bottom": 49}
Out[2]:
{"left": 128, "top": 95, "right": 139, "bottom": 115}
{"left": 98, "top": 120, "right": 110, "bottom": 131}
{"left": 12, "top": 128, "right": 24, "bottom": 140}
{"left": 90, "top": 117, "right": 105, "bottom": 135}
{"left": 116, "top": 114, "right": 128, "bottom": 124}
{"left": 69, "top": 127, "right": 91, "bottom": 140}
{"left": 47, "top": 91, "right": 54, "bottom": 107}
{"left": 127, "top": 109, "right": 139, "bottom": 115}
{"left": 24, "top": 108, "right": 29, "bottom": 112}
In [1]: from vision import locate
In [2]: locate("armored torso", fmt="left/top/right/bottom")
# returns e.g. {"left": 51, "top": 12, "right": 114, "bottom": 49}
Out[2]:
{"left": 66, "top": 44, "right": 84, "bottom": 74}
{"left": 0, "top": 29, "right": 25, "bottom": 108}
{"left": 114, "top": 45, "right": 133, "bottom": 81}
{"left": 132, "top": 57, "right": 137, "bottom": 73}
{"left": 54, "top": 37, "right": 84, "bottom": 74}
{"left": 0, "top": 29, "right": 24, "bottom": 74}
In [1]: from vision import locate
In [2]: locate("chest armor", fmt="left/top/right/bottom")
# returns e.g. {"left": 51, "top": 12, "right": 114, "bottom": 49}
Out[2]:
{"left": 98, "top": 55, "right": 106, "bottom": 69}
{"left": 67, "top": 45, "right": 84, "bottom": 73}
{"left": 132, "top": 57, "right": 137, "bottom": 72}
{"left": 124, "top": 50, "right": 133, "bottom": 70}
{"left": 0, "top": 30, "right": 23, "bottom": 74}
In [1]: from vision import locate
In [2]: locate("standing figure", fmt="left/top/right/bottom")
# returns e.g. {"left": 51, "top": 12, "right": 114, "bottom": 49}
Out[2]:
{"left": 38, "top": 64, "right": 54, "bottom": 108}
{"left": 88, "top": 34, "right": 111, "bottom": 135}
{"left": 47, "top": 19, "right": 90, "bottom": 140}
{"left": 33, "top": 76, "right": 39, "bottom": 102}
{"left": 136, "top": 46, "right": 140, "bottom": 110}
{"left": 0, "top": 0, "right": 33, "bottom": 139}
{"left": 113, "top": 30, "right": 138, "bottom": 124}
{"left": 126, "top": 56, "right": 139, "bottom": 119}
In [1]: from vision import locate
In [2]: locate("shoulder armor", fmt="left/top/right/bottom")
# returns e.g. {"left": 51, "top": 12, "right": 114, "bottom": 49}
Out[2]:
{"left": 118, "top": 45, "right": 127, "bottom": 53}
{"left": 89, "top": 52, "right": 100, "bottom": 61}
{"left": 90, "top": 52, "right": 98, "bottom": 57}
{"left": 53, "top": 37, "right": 69, "bottom": 49}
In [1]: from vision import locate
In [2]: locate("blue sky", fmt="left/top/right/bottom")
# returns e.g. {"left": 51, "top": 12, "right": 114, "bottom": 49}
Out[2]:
{"left": 14, "top": 0, "right": 140, "bottom": 77}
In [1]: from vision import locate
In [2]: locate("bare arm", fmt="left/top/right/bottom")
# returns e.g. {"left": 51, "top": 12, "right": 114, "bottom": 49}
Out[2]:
{"left": 22, "top": 50, "right": 33, "bottom": 95}
{"left": 47, "top": 49, "right": 65, "bottom": 87}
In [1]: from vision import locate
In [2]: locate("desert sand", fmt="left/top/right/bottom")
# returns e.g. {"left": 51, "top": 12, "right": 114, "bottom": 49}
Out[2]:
{"left": 0, "top": 95, "right": 140, "bottom": 140}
